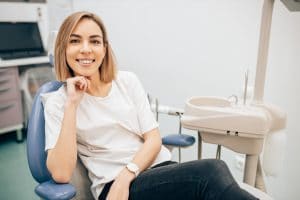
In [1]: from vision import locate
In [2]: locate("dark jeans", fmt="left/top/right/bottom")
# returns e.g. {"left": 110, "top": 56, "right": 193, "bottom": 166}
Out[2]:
{"left": 99, "top": 159, "right": 257, "bottom": 200}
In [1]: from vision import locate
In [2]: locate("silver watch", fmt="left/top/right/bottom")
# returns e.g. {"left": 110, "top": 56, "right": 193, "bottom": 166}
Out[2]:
{"left": 126, "top": 162, "right": 140, "bottom": 177}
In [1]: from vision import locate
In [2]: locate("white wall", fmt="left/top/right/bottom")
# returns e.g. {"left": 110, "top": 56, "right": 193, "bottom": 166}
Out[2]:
{"left": 49, "top": 0, "right": 300, "bottom": 199}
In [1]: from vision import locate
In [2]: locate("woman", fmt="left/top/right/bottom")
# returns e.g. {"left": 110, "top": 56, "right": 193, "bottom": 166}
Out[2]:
{"left": 42, "top": 11, "right": 257, "bottom": 200}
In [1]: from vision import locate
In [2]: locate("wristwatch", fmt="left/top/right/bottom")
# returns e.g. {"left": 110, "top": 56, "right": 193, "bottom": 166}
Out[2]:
{"left": 126, "top": 162, "right": 140, "bottom": 177}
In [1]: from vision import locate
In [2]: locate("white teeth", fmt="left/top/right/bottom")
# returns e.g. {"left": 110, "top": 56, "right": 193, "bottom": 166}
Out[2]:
{"left": 78, "top": 59, "right": 94, "bottom": 64}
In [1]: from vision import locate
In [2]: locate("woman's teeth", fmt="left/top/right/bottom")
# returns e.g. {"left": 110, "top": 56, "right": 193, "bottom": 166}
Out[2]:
{"left": 77, "top": 59, "right": 94, "bottom": 64}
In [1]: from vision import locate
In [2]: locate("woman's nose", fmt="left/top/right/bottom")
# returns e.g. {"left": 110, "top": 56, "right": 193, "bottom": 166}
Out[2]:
{"left": 79, "top": 41, "right": 92, "bottom": 53}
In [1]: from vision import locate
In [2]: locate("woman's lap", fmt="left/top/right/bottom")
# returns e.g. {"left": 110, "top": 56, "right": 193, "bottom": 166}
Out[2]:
{"left": 99, "top": 159, "right": 257, "bottom": 200}
{"left": 129, "top": 159, "right": 236, "bottom": 200}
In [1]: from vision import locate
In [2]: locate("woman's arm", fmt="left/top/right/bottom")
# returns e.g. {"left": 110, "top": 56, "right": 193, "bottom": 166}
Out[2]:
{"left": 46, "top": 76, "right": 89, "bottom": 183}
{"left": 131, "top": 128, "right": 162, "bottom": 173}
{"left": 107, "top": 128, "right": 162, "bottom": 200}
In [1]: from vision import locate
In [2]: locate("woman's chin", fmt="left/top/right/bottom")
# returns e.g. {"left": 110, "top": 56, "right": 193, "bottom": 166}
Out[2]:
{"left": 74, "top": 73, "right": 90, "bottom": 78}
{"left": 74, "top": 70, "right": 93, "bottom": 77}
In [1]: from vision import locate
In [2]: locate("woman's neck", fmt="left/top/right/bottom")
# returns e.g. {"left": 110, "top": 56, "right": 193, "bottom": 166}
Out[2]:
{"left": 87, "top": 78, "right": 112, "bottom": 97}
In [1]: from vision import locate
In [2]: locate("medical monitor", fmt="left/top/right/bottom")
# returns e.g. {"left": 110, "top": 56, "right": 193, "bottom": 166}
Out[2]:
{"left": 0, "top": 22, "right": 46, "bottom": 60}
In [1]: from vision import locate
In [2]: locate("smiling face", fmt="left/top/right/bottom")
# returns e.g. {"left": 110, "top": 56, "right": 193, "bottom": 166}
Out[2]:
{"left": 66, "top": 18, "right": 106, "bottom": 80}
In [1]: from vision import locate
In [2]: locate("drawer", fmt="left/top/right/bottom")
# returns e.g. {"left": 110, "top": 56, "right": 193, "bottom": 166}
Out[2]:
{"left": 0, "top": 67, "right": 16, "bottom": 75}
{"left": 0, "top": 68, "right": 11, "bottom": 74}
{"left": 0, "top": 99, "right": 23, "bottom": 128}
{"left": 0, "top": 68, "right": 20, "bottom": 101}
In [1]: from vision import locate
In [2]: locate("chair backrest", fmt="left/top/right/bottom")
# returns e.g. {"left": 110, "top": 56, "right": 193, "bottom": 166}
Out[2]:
{"left": 26, "top": 81, "right": 63, "bottom": 183}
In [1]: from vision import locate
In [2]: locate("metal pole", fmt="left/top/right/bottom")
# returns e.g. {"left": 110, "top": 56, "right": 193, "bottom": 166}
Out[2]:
{"left": 255, "top": 158, "right": 267, "bottom": 192}
{"left": 243, "top": 154, "right": 259, "bottom": 186}
{"left": 198, "top": 131, "right": 202, "bottom": 160}
{"left": 178, "top": 114, "right": 182, "bottom": 163}
{"left": 216, "top": 145, "right": 222, "bottom": 159}
{"left": 253, "top": 0, "right": 275, "bottom": 103}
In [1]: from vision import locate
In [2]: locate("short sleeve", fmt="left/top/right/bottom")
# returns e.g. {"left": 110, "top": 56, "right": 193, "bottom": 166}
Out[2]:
{"left": 41, "top": 91, "right": 64, "bottom": 151}
{"left": 127, "top": 72, "right": 159, "bottom": 134}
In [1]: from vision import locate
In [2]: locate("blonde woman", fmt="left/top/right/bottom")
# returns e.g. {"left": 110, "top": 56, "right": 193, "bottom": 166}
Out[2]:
{"left": 42, "top": 11, "right": 257, "bottom": 200}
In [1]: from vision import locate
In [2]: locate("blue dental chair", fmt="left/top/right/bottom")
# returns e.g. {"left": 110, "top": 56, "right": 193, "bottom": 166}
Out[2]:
{"left": 26, "top": 81, "right": 195, "bottom": 199}
{"left": 26, "top": 81, "right": 76, "bottom": 199}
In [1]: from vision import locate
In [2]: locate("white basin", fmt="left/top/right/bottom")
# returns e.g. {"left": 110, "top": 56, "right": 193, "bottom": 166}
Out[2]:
{"left": 181, "top": 96, "right": 271, "bottom": 138}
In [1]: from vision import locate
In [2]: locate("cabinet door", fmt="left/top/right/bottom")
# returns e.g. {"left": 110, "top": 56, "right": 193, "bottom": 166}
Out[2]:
{"left": 0, "top": 67, "right": 23, "bottom": 130}
{"left": 0, "top": 69, "right": 19, "bottom": 102}
{"left": 0, "top": 99, "right": 23, "bottom": 128}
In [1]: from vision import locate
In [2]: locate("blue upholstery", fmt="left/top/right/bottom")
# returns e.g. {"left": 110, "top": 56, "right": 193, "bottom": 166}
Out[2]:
{"left": 162, "top": 134, "right": 195, "bottom": 147}
{"left": 35, "top": 180, "right": 76, "bottom": 200}
{"left": 26, "top": 81, "right": 76, "bottom": 200}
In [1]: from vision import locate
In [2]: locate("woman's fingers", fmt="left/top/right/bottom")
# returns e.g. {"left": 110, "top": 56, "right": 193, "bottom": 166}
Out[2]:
{"left": 66, "top": 76, "right": 90, "bottom": 96}
{"left": 85, "top": 78, "right": 91, "bottom": 91}
{"left": 72, "top": 76, "right": 88, "bottom": 91}
{"left": 64, "top": 76, "right": 90, "bottom": 105}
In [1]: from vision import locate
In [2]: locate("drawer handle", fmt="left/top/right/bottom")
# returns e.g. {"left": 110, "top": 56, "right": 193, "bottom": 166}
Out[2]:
{"left": 0, "top": 87, "right": 10, "bottom": 93}
{"left": 0, "top": 104, "right": 14, "bottom": 111}
{"left": 0, "top": 79, "right": 9, "bottom": 85}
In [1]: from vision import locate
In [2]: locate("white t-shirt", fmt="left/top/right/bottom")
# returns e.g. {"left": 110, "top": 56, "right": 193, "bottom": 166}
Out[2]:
{"left": 42, "top": 71, "right": 172, "bottom": 199}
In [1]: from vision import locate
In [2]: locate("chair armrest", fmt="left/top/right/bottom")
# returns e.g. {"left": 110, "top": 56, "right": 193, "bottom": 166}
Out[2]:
{"left": 162, "top": 134, "right": 195, "bottom": 147}
{"left": 35, "top": 180, "right": 76, "bottom": 200}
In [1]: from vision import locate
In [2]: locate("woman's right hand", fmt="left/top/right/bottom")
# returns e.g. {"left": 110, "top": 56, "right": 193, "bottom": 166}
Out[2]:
{"left": 65, "top": 76, "right": 90, "bottom": 107}
{"left": 46, "top": 76, "right": 88, "bottom": 183}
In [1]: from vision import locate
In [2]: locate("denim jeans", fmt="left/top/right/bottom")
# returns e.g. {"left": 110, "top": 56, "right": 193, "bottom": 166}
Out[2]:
{"left": 99, "top": 159, "right": 257, "bottom": 200}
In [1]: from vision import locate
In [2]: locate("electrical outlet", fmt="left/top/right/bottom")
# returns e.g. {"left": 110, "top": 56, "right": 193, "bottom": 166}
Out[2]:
{"left": 235, "top": 155, "right": 245, "bottom": 171}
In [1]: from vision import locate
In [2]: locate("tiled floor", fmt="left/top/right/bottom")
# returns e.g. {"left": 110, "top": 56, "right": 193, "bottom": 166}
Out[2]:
{"left": 0, "top": 132, "right": 38, "bottom": 200}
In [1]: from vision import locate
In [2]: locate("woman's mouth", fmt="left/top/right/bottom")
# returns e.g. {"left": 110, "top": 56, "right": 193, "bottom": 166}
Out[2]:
{"left": 76, "top": 59, "right": 95, "bottom": 65}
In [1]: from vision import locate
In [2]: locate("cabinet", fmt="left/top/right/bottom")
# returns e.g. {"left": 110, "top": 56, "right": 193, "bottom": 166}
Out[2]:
{"left": 0, "top": 56, "right": 49, "bottom": 141}
{"left": 0, "top": 67, "right": 23, "bottom": 141}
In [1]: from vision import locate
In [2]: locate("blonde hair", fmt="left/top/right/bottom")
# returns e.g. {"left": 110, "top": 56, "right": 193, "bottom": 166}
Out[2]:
{"left": 54, "top": 11, "right": 117, "bottom": 82}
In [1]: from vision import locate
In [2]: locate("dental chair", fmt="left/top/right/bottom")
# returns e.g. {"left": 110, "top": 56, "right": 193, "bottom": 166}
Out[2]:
{"left": 26, "top": 81, "right": 195, "bottom": 199}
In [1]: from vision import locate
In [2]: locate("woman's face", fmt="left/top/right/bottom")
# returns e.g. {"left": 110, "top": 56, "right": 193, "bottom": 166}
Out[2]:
{"left": 66, "top": 18, "right": 106, "bottom": 79}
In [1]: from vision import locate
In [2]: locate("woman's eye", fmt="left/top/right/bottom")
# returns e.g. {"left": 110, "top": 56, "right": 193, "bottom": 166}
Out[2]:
{"left": 91, "top": 40, "right": 101, "bottom": 45}
{"left": 70, "top": 39, "right": 80, "bottom": 44}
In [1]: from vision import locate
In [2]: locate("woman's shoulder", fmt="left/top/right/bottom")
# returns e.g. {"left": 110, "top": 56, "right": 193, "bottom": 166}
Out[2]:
{"left": 116, "top": 70, "right": 140, "bottom": 86}
{"left": 41, "top": 85, "right": 66, "bottom": 113}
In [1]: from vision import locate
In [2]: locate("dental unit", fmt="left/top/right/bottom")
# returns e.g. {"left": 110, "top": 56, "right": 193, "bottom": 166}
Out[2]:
{"left": 181, "top": 0, "right": 299, "bottom": 194}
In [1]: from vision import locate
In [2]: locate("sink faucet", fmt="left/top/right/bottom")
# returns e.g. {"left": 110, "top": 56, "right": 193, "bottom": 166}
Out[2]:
{"left": 228, "top": 95, "right": 238, "bottom": 105}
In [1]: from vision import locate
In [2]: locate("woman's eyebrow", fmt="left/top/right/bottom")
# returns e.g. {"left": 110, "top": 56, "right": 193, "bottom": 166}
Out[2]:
{"left": 90, "top": 35, "right": 103, "bottom": 39}
{"left": 69, "top": 34, "right": 103, "bottom": 39}
{"left": 70, "top": 34, "right": 81, "bottom": 38}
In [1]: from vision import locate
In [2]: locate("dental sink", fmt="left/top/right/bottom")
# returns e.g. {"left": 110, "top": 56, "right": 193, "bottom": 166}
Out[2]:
{"left": 182, "top": 96, "right": 271, "bottom": 138}
{"left": 181, "top": 96, "right": 286, "bottom": 188}
{"left": 181, "top": 96, "right": 286, "bottom": 155}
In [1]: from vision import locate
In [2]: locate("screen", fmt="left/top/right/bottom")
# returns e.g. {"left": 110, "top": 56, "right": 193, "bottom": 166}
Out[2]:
{"left": 0, "top": 22, "right": 45, "bottom": 53}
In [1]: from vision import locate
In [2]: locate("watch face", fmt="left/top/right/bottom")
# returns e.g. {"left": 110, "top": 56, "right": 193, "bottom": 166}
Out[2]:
{"left": 127, "top": 163, "right": 139, "bottom": 176}
{"left": 128, "top": 163, "right": 138, "bottom": 172}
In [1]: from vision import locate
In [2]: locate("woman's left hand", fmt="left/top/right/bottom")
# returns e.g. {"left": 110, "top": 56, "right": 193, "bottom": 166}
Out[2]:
{"left": 106, "top": 168, "right": 136, "bottom": 200}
